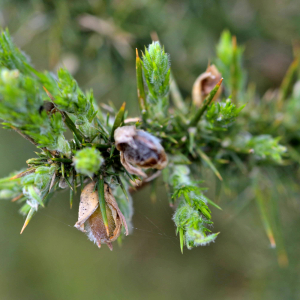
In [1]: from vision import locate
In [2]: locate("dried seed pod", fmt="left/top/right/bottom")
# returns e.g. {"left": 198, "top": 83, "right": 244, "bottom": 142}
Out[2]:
{"left": 74, "top": 182, "right": 128, "bottom": 250}
{"left": 192, "top": 64, "right": 222, "bottom": 107}
{"left": 114, "top": 126, "right": 168, "bottom": 178}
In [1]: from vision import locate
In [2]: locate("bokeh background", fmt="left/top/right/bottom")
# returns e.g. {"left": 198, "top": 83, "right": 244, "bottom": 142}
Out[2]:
{"left": 1, "top": 0, "right": 300, "bottom": 299}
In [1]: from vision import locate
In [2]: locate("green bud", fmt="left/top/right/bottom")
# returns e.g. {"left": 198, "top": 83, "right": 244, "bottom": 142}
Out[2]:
{"left": 73, "top": 148, "right": 103, "bottom": 177}
{"left": 21, "top": 173, "right": 36, "bottom": 186}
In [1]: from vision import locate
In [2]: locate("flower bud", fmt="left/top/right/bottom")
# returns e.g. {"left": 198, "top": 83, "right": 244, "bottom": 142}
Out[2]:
{"left": 73, "top": 148, "right": 103, "bottom": 178}
{"left": 192, "top": 64, "right": 222, "bottom": 107}
{"left": 74, "top": 182, "right": 128, "bottom": 250}
{"left": 114, "top": 126, "right": 168, "bottom": 177}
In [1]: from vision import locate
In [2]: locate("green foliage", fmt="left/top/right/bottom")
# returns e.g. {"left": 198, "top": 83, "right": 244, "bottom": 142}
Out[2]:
{"left": 0, "top": 27, "right": 295, "bottom": 255}
{"left": 53, "top": 69, "right": 99, "bottom": 139}
{"left": 141, "top": 42, "right": 170, "bottom": 117}
{"left": 142, "top": 41, "right": 170, "bottom": 100}
{"left": 0, "top": 67, "right": 71, "bottom": 156}
{"left": 0, "top": 171, "right": 23, "bottom": 200}
{"left": 206, "top": 99, "right": 245, "bottom": 128}
{"left": 73, "top": 148, "right": 103, "bottom": 177}
{"left": 215, "top": 30, "right": 245, "bottom": 101}
{"left": 247, "top": 135, "right": 286, "bottom": 163}
{"left": 15, "top": 164, "right": 58, "bottom": 223}
{"left": 0, "top": 29, "right": 32, "bottom": 74}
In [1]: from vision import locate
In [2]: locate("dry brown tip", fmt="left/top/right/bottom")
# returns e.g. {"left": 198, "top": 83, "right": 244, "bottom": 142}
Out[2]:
{"left": 11, "top": 194, "right": 23, "bottom": 202}
{"left": 20, "top": 222, "right": 28, "bottom": 234}
{"left": 232, "top": 36, "right": 237, "bottom": 49}
{"left": 105, "top": 224, "right": 110, "bottom": 237}
{"left": 107, "top": 242, "right": 113, "bottom": 251}
{"left": 150, "top": 31, "right": 159, "bottom": 42}
{"left": 207, "top": 59, "right": 211, "bottom": 68}
{"left": 217, "top": 78, "right": 224, "bottom": 86}
{"left": 43, "top": 86, "right": 55, "bottom": 102}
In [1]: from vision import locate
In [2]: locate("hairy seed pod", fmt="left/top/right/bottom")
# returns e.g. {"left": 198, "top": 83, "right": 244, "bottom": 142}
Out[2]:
{"left": 74, "top": 182, "right": 128, "bottom": 250}
{"left": 114, "top": 126, "right": 168, "bottom": 177}
{"left": 192, "top": 64, "right": 222, "bottom": 107}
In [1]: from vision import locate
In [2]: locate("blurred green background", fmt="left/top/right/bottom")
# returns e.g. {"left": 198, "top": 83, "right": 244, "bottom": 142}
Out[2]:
{"left": 1, "top": 0, "right": 300, "bottom": 299}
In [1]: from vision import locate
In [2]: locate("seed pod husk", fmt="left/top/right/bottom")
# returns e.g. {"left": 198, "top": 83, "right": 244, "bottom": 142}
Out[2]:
{"left": 114, "top": 126, "right": 168, "bottom": 178}
{"left": 192, "top": 64, "right": 222, "bottom": 107}
{"left": 74, "top": 182, "right": 128, "bottom": 250}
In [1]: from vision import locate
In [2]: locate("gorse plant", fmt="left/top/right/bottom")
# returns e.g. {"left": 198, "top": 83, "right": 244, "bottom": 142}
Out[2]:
{"left": 0, "top": 28, "right": 297, "bottom": 255}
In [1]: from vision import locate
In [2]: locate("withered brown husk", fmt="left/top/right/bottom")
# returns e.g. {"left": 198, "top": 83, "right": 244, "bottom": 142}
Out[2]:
{"left": 192, "top": 64, "right": 222, "bottom": 107}
{"left": 114, "top": 126, "right": 168, "bottom": 178}
{"left": 74, "top": 182, "right": 128, "bottom": 250}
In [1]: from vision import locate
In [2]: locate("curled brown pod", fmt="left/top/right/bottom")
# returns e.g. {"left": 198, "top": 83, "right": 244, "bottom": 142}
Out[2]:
{"left": 114, "top": 126, "right": 168, "bottom": 178}
{"left": 192, "top": 64, "right": 222, "bottom": 107}
{"left": 74, "top": 182, "right": 128, "bottom": 251}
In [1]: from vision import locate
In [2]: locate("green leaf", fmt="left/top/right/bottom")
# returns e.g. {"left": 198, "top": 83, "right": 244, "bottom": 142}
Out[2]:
{"left": 179, "top": 228, "right": 184, "bottom": 254}
{"left": 197, "top": 148, "right": 223, "bottom": 181}
{"left": 98, "top": 177, "right": 109, "bottom": 237}
{"left": 201, "top": 194, "right": 222, "bottom": 210}
{"left": 255, "top": 185, "right": 276, "bottom": 248}
{"left": 20, "top": 207, "right": 36, "bottom": 234}
{"left": 110, "top": 102, "right": 126, "bottom": 141}
{"left": 136, "top": 49, "right": 147, "bottom": 116}
{"left": 27, "top": 185, "right": 44, "bottom": 207}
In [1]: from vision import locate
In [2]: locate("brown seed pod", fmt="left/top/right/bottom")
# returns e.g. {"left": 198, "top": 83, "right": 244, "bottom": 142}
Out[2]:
{"left": 192, "top": 64, "right": 222, "bottom": 107}
{"left": 114, "top": 126, "right": 168, "bottom": 178}
{"left": 74, "top": 182, "right": 128, "bottom": 250}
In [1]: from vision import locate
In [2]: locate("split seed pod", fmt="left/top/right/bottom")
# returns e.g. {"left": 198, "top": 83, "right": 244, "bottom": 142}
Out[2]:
{"left": 74, "top": 182, "right": 128, "bottom": 250}
{"left": 114, "top": 126, "right": 168, "bottom": 178}
{"left": 192, "top": 64, "right": 222, "bottom": 107}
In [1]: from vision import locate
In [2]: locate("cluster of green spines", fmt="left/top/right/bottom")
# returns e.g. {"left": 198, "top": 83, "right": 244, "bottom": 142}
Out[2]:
{"left": 54, "top": 69, "right": 98, "bottom": 139}
{"left": 0, "top": 68, "right": 71, "bottom": 156}
{"left": 73, "top": 148, "right": 103, "bottom": 178}
{"left": 142, "top": 41, "right": 170, "bottom": 102}
{"left": 215, "top": 30, "right": 245, "bottom": 100}
{"left": 0, "top": 171, "right": 23, "bottom": 200}
{"left": 0, "top": 29, "right": 32, "bottom": 74}
{"left": 206, "top": 99, "right": 245, "bottom": 128}
{"left": 22, "top": 165, "right": 57, "bottom": 209}
{"left": 247, "top": 135, "right": 286, "bottom": 163}
{"left": 166, "top": 164, "right": 220, "bottom": 251}
{"left": 226, "top": 132, "right": 286, "bottom": 163}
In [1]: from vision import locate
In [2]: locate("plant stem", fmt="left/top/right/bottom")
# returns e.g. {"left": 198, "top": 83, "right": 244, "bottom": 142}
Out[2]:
{"left": 51, "top": 158, "right": 73, "bottom": 163}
